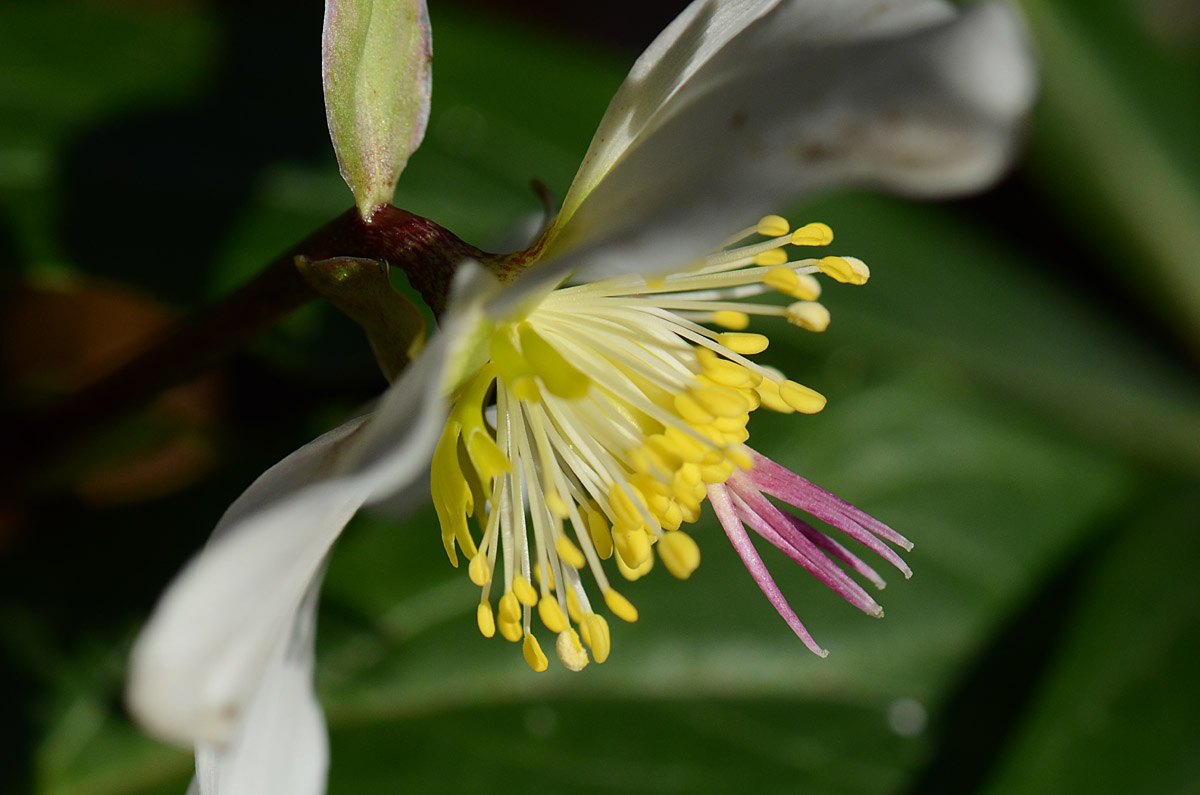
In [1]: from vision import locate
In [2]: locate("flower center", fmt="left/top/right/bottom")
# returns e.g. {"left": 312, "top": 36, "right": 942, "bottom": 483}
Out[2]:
{"left": 431, "top": 215, "right": 869, "bottom": 671}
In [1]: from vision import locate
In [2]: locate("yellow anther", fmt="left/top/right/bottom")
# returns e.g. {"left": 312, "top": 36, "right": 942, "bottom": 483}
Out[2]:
{"left": 711, "top": 310, "right": 750, "bottom": 330}
{"left": 662, "top": 426, "right": 711, "bottom": 463}
{"left": 729, "top": 447, "right": 754, "bottom": 470}
{"left": 513, "top": 574, "right": 539, "bottom": 606}
{"left": 616, "top": 550, "right": 654, "bottom": 581}
{"left": 720, "top": 429, "right": 748, "bottom": 449}
{"left": 712, "top": 414, "right": 748, "bottom": 433}
{"left": 586, "top": 508, "right": 614, "bottom": 559}
{"left": 556, "top": 628, "right": 589, "bottom": 671}
{"left": 498, "top": 591, "right": 522, "bottom": 623}
{"left": 765, "top": 266, "right": 822, "bottom": 300}
{"left": 432, "top": 426, "right": 474, "bottom": 567}
{"left": 608, "top": 484, "right": 645, "bottom": 529}
{"left": 646, "top": 435, "right": 685, "bottom": 468}
{"left": 791, "top": 222, "right": 834, "bottom": 246}
{"left": 763, "top": 265, "right": 800, "bottom": 294}
{"left": 555, "top": 535, "right": 586, "bottom": 569}
{"left": 787, "top": 301, "right": 831, "bottom": 332}
{"left": 476, "top": 601, "right": 496, "bottom": 638}
{"left": 498, "top": 618, "right": 523, "bottom": 642}
{"left": 627, "top": 446, "right": 653, "bottom": 474}
{"left": 613, "top": 526, "right": 652, "bottom": 569}
{"left": 678, "top": 462, "right": 702, "bottom": 486}
{"left": 658, "top": 531, "right": 701, "bottom": 580}
{"left": 697, "top": 348, "right": 763, "bottom": 388}
{"left": 818, "top": 255, "right": 868, "bottom": 285}
{"left": 791, "top": 273, "right": 822, "bottom": 301}
{"left": 565, "top": 589, "right": 583, "bottom": 623}
{"left": 468, "top": 550, "right": 491, "bottom": 586}
{"left": 693, "top": 385, "right": 749, "bottom": 418}
{"left": 464, "top": 428, "right": 510, "bottom": 487}
{"left": 674, "top": 392, "right": 715, "bottom": 425}
{"left": 517, "top": 323, "right": 591, "bottom": 398}
{"left": 753, "top": 248, "right": 789, "bottom": 267}
{"left": 630, "top": 472, "right": 669, "bottom": 499}
{"left": 581, "top": 614, "right": 611, "bottom": 663}
{"left": 534, "top": 560, "right": 556, "bottom": 591}
{"left": 538, "top": 594, "right": 568, "bottom": 633}
{"left": 604, "top": 588, "right": 639, "bottom": 623}
{"left": 817, "top": 255, "right": 854, "bottom": 282}
{"left": 700, "top": 460, "right": 735, "bottom": 484}
{"left": 659, "top": 500, "right": 683, "bottom": 531}
{"left": 779, "top": 380, "right": 827, "bottom": 414}
{"left": 755, "top": 378, "right": 794, "bottom": 414}
{"left": 523, "top": 634, "right": 549, "bottom": 672}
{"left": 489, "top": 329, "right": 539, "bottom": 402}
{"left": 844, "top": 256, "right": 870, "bottom": 284}
{"left": 756, "top": 214, "right": 790, "bottom": 237}
{"left": 642, "top": 443, "right": 675, "bottom": 474}
{"left": 545, "top": 491, "right": 569, "bottom": 519}
{"left": 715, "top": 332, "right": 769, "bottom": 356}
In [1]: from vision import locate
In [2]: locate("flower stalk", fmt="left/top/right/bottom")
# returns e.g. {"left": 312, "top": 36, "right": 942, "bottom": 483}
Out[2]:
{"left": 2, "top": 206, "right": 477, "bottom": 497}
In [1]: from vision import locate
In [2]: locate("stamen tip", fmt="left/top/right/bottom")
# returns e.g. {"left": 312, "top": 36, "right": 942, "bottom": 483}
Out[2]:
{"left": 790, "top": 222, "right": 833, "bottom": 247}
{"left": 756, "top": 214, "right": 790, "bottom": 237}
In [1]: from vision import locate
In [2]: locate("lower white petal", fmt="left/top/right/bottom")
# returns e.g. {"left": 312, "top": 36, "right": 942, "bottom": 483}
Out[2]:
{"left": 126, "top": 417, "right": 372, "bottom": 746}
{"left": 128, "top": 270, "right": 493, "bottom": 748}
{"left": 191, "top": 570, "right": 328, "bottom": 795}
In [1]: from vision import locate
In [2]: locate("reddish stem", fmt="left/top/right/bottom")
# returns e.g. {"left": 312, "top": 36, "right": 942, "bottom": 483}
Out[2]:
{"left": 2, "top": 206, "right": 483, "bottom": 496}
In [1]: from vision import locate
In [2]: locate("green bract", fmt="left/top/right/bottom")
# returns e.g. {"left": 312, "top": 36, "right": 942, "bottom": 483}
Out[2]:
{"left": 322, "top": 0, "right": 432, "bottom": 220}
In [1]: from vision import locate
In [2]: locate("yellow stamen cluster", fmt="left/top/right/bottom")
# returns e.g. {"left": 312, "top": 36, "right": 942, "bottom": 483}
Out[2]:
{"left": 432, "top": 215, "right": 868, "bottom": 671}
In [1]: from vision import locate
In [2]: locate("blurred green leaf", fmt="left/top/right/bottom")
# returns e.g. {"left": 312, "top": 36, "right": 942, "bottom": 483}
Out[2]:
{"left": 0, "top": 3, "right": 214, "bottom": 272}
{"left": 800, "top": 192, "right": 1200, "bottom": 479}
{"left": 983, "top": 488, "right": 1200, "bottom": 795}
{"left": 1015, "top": 0, "right": 1200, "bottom": 349}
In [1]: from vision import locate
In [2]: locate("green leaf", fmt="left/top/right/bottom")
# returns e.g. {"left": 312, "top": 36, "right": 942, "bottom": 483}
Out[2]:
{"left": 0, "top": 3, "right": 213, "bottom": 273}
{"left": 323, "top": 0, "right": 432, "bottom": 220}
{"left": 983, "top": 488, "right": 1200, "bottom": 794}
{"left": 1015, "top": 0, "right": 1200, "bottom": 349}
{"left": 796, "top": 192, "right": 1200, "bottom": 479}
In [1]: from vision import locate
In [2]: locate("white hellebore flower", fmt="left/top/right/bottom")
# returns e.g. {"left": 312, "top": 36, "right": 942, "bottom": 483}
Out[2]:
{"left": 127, "top": 1, "right": 1036, "bottom": 793}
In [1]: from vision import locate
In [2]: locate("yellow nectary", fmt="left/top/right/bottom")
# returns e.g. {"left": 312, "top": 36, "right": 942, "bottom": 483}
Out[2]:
{"left": 431, "top": 215, "right": 868, "bottom": 671}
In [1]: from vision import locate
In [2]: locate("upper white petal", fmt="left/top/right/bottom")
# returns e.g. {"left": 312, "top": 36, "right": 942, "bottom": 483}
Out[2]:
{"left": 556, "top": 0, "right": 783, "bottom": 225}
{"left": 191, "top": 573, "right": 328, "bottom": 795}
{"left": 536, "top": 0, "right": 1035, "bottom": 283}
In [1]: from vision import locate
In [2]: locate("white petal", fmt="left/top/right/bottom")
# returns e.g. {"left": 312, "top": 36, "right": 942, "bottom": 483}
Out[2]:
{"left": 556, "top": 0, "right": 783, "bottom": 224}
{"left": 191, "top": 573, "right": 328, "bottom": 795}
{"left": 128, "top": 264, "right": 497, "bottom": 750}
{"left": 540, "top": 0, "right": 1035, "bottom": 281}
{"left": 126, "top": 417, "right": 372, "bottom": 746}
